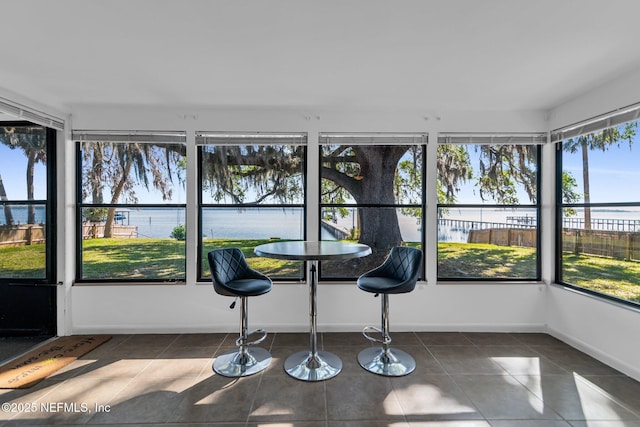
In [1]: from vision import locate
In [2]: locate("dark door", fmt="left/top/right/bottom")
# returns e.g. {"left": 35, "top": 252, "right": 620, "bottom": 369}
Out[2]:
{"left": 0, "top": 123, "right": 57, "bottom": 337}
{"left": 0, "top": 283, "right": 56, "bottom": 336}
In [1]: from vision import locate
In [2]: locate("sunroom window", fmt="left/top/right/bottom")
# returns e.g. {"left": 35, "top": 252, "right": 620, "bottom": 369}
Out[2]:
{"left": 554, "top": 105, "right": 640, "bottom": 306}
{"left": 0, "top": 123, "right": 56, "bottom": 281}
{"left": 197, "top": 132, "right": 307, "bottom": 281}
{"left": 319, "top": 133, "right": 426, "bottom": 280}
{"left": 75, "top": 131, "right": 187, "bottom": 282}
{"left": 437, "top": 133, "right": 544, "bottom": 281}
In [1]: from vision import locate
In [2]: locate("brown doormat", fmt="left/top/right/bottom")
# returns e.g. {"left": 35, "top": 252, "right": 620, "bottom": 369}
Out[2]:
{"left": 0, "top": 335, "right": 111, "bottom": 389}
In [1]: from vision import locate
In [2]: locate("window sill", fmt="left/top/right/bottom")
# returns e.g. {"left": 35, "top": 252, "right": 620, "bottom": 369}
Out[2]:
{"left": 436, "top": 280, "right": 544, "bottom": 286}
{"left": 73, "top": 281, "right": 187, "bottom": 287}
{"left": 551, "top": 283, "right": 640, "bottom": 313}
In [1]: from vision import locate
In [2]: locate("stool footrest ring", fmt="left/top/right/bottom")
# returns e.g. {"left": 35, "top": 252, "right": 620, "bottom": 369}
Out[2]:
{"left": 236, "top": 328, "right": 268, "bottom": 347}
{"left": 362, "top": 326, "right": 391, "bottom": 345}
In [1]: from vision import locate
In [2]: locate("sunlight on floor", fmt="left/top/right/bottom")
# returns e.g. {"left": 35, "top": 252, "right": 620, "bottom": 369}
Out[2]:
{"left": 390, "top": 383, "right": 476, "bottom": 416}
{"left": 490, "top": 355, "right": 541, "bottom": 374}
{"left": 252, "top": 402, "right": 295, "bottom": 417}
{"left": 573, "top": 372, "right": 630, "bottom": 420}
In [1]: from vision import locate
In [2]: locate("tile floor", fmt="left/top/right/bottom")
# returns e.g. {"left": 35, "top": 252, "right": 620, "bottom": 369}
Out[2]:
{"left": 1, "top": 332, "right": 640, "bottom": 426}
{"left": 0, "top": 336, "right": 52, "bottom": 365}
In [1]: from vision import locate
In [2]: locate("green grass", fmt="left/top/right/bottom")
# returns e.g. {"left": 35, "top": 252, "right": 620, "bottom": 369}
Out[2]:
{"left": 562, "top": 252, "right": 640, "bottom": 303}
{"left": 0, "top": 244, "right": 46, "bottom": 278}
{"left": 438, "top": 242, "right": 537, "bottom": 279}
{"left": 2, "top": 240, "right": 638, "bottom": 304}
{"left": 437, "top": 242, "right": 640, "bottom": 303}
{"left": 81, "top": 238, "right": 186, "bottom": 280}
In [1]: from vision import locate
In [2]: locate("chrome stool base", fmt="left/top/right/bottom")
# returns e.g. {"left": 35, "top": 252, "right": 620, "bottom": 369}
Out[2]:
{"left": 213, "top": 346, "right": 272, "bottom": 377}
{"left": 357, "top": 346, "right": 416, "bottom": 377}
{"left": 284, "top": 350, "right": 342, "bottom": 382}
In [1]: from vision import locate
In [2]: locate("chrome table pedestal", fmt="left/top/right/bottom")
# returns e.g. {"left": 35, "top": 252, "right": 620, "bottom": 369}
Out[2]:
{"left": 283, "top": 262, "right": 342, "bottom": 381}
{"left": 254, "top": 241, "right": 371, "bottom": 381}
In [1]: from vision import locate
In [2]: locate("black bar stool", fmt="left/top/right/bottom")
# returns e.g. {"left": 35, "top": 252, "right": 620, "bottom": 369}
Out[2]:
{"left": 208, "top": 248, "right": 272, "bottom": 377}
{"left": 357, "top": 246, "right": 422, "bottom": 376}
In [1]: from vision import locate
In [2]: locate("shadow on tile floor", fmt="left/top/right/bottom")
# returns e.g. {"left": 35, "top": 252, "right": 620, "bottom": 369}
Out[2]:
{"left": 0, "top": 332, "right": 639, "bottom": 426}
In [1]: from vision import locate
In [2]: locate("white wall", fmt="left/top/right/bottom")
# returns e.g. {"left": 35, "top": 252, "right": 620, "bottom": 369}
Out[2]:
{"left": 67, "top": 106, "right": 549, "bottom": 337}
{"left": 5, "top": 71, "right": 640, "bottom": 382}
{"left": 548, "top": 67, "right": 640, "bottom": 130}
{"left": 546, "top": 67, "right": 640, "bottom": 381}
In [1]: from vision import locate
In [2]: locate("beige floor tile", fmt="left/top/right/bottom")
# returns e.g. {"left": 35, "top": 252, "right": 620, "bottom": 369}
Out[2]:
{"left": 391, "top": 373, "right": 481, "bottom": 421}
{"left": 1, "top": 332, "right": 638, "bottom": 426}
{"left": 514, "top": 374, "right": 640, "bottom": 421}
{"left": 88, "top": 375, "right": 199, "bottom": 425}
{"left": 326, "top": 374, "right": 403, "bottom": 421}
{"left": 249, "top": 375, "right": 326, "bottom": 422}
{"left": 416, "top": 332, "right": 475, "bottom": 346}
{"left": 453, "top": 374, "right": 562, "bottom": 420}
{"left": 167, "top": 373, "right": 262, "bottom": 423}
{"left": 6, "top": 377, "right": 131, "bottom": 425}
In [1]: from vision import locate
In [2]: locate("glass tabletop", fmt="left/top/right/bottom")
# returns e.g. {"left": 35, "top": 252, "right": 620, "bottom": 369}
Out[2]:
{"left": 254, "top": 240, "right": 371, "bottom": 261}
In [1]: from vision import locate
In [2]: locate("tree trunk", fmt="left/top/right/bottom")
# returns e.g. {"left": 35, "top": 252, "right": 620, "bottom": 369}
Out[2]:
{"left": 581, "top": 144, "right": 591, "bottom": 230}
{"left": 351, "top": 146, "right": 406, "bottom": 250}
{"left": 91, "top": 143, "right": 104, "bottom": 204}
{"left": 26, "top": 151, "right": 36, "bottom": 224}
{"left": 103, "top": 156, "right": 133, "bottom": 238}
{"left": 0, "top": 174, "right": 14, "bottom": 225}
{"left": 358, "top": 206, "right": 403, "bottom": 249}
{"left": 103, "top": 208, "right": 116, "bottom": 238}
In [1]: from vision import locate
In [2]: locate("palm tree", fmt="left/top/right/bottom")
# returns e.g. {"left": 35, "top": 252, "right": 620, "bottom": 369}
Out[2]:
{"left": 0, "top": 173, "right": 14, "bottom": 225}
{"left": 0, "top": 125, "right": 47, "bottom": 224}
{"left": 563, "top": 123, "right": 637, "bottom": 229}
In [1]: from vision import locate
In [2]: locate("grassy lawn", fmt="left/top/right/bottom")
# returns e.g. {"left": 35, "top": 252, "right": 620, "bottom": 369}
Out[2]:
{"left": 2, "top": 240, "right": 638, "bottom": 304}
{"left": 0, "top": 244, "right": 46, "bottom": 278}
{"left": 438, "top": 242, "right": 537, "bottom": 279}
{"left": 562, "top": 252, "right": 640, "bottom": 303}
{"left": 81, "top": 238, "right": 186, "bottom": 280}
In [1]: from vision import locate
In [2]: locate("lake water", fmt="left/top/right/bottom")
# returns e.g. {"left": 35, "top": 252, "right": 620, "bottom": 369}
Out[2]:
{"left": 3, "top": 205, "right": 638, "bottom": 243}
{"left": 0, "top": 205, "right": 47, "bottom": 225}
{"left": 111, "top": 207, "right": 423, "bottom": 241}
{"left": 130, "top": 207, "right": 422, "bottom": 241}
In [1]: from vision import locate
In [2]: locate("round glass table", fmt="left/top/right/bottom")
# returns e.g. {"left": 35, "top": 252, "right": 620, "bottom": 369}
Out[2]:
{"left": 254, "top": 240, "right": 371, "bottom": 381}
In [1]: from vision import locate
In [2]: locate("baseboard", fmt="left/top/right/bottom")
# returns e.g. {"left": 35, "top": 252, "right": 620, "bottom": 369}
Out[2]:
{"left": 70, "top": 323, "right": 310, "bottom": 335}
{"left": 71, "top": 322, "right": 547, "bottom": 335}
{"left": 547, "top": 325, "right": 640, "bottom": 382}
{"left": 386, "top": 322, "right": 547, "bottom": 333}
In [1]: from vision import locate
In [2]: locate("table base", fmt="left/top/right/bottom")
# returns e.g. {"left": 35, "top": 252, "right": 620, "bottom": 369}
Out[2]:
{"left": 284, "top": 350, "right": 342, "bottom": 381}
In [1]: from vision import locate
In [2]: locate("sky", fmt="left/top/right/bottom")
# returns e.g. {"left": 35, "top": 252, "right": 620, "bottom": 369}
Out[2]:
{"left": 561, "top": 138, "right": 640, "bottom": 204}
{"left": 449, "top": 130, "right": 640, "bottom": 205}
{"left": 0, "top": 146, "right": 47, "bottom": 200}
{"left": 1, "top": 128, "right": 639, "bottom": 206}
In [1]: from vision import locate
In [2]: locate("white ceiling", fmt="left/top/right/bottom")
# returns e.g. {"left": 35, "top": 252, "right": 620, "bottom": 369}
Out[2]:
{"left": 1, "top": 0, "right": 640, "bottom": 114}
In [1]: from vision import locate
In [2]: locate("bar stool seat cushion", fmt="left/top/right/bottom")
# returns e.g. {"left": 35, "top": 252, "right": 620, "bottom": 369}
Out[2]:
{"left": 357, "top": 246, "right": 421, "bottom": 295}
{"left": 217, "top": 278, "right": 272, "bottom": 297}
{"left": 208, "top": 249, "right": 272, "bottom": 297}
